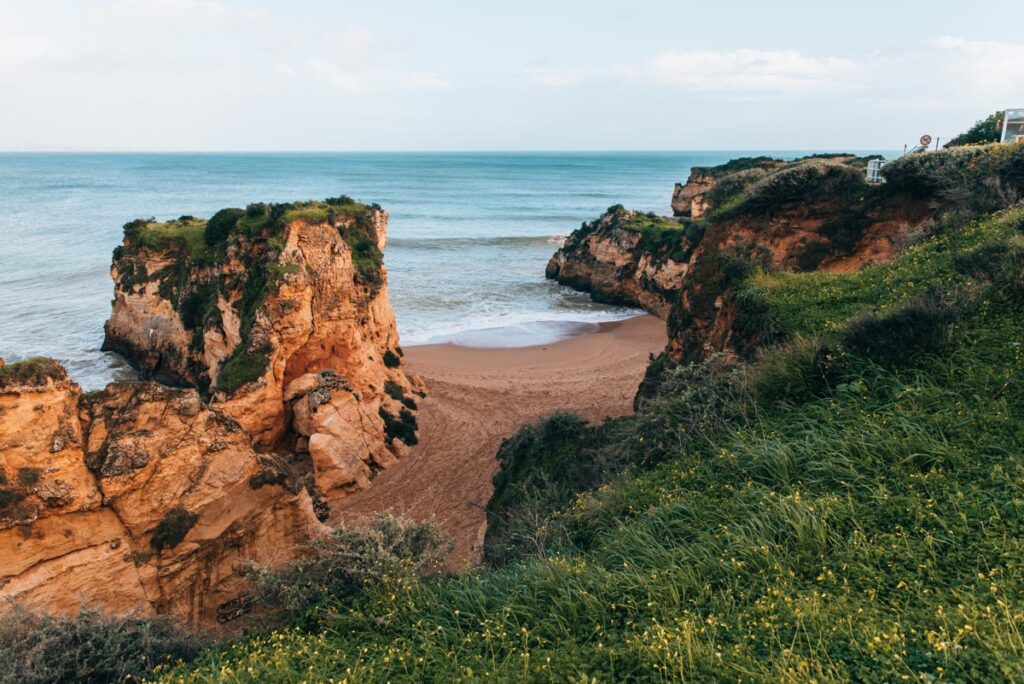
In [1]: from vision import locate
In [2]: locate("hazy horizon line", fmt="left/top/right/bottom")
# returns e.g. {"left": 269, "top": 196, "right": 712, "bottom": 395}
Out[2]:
{"left": 0, "top": 147, "right": 900, "bottom": 154}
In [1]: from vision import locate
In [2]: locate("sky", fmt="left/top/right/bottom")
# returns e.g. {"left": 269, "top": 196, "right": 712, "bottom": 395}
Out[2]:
{"left": 0, "top": 0, "right": 1021, "bottom": 151}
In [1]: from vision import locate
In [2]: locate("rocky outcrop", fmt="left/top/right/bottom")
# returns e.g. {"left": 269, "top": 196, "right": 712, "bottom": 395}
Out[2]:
{"left": 2, "top": 197, "right": 421, "bottom": 628}
{"left": 103, "top": 200, "right": 419, "bottom": 454}
{"left": 546, "top": 207, "right": 694, "bottom": 318}
{"left": 551, "top": 155, "right": 935, "bottom": 362}
{"left": 672, "top": 157, "right": 785, "bottom": 217}
{"left": 0, "top": 362, "right": 324, "bottom": 626}
{"left": 671, "top": 173, "right": 714, "bottom": 218}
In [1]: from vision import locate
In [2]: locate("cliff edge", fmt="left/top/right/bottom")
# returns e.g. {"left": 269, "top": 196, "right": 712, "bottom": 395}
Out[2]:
{"left": 1, "top": 197, "right": 422, "bottom": 628}
{"left": 551, "top": 145, "right": 1023, "bottom": 363}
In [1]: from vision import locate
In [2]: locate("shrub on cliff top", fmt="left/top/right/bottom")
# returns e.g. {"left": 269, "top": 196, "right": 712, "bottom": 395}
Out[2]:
{"left": 203, "top": 207, "right": 244, "bottom": 246}
{"left": 0, "top": 357, "right": 67, "bottom": 389}
{"left": 0, "top": 605, "right": 203, "bottom": 684}
{"left": 722, "top": 160, "right": 867, "bottom": 218}
{"left": 944, "top": 111, "right": 1005, "bottom": 148}
{"left": 882, "top": 142, "right": 1024, "bottom": 212}
{"left": 704, "top": 167, "right": 769, "bottom": 211}
{"left": 246, "top": 514, "right": 451, "bottom": 625}
{"left": 694, "top": 155, "right": 780, "bottom": 177}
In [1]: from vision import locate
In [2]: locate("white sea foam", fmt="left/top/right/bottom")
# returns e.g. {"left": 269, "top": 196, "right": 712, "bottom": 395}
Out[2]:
{"left": 0, "top": 151, "right": 769, "bottom": 389}
{"left": 401, "top": 308, "right": 643, "bottom": 348}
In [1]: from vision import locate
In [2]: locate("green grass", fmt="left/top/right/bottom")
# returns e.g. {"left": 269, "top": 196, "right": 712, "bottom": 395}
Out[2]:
{"left": 133, "top": 218, "right": 216, "bottom": 263}
{"left": 162, "top": 205, "right": 1024, "bottom": 682}
{"left": 745, "top": 206, "right": 1022, "bottom": 336}
{"left": 616, "top": 212, "right": 690, "bottom": 263}
{"left": 716, "top": 160, "right": 868, "bottom": 220}
{"left": 216, "top": 344, "right": 271, "bottom": 394}
{"left": 0, "top": 357, "right": 67, "bottom": 388}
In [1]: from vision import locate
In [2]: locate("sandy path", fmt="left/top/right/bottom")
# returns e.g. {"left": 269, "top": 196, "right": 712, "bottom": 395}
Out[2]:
{"left": 328, "top": 314, "right": 666, "bottom": 568}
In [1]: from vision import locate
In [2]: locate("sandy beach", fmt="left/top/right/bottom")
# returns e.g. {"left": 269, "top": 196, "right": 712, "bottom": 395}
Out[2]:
{"left": 329, "top": 314, "right": 667, "bottom": 567}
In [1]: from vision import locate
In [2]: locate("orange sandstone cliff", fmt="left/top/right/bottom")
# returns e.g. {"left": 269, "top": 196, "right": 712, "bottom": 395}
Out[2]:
{"left": 550, "top": 154, "right": 948, "bottom": 363}
{"left": 0, "top": 198, "right": 421, "bottom": 627}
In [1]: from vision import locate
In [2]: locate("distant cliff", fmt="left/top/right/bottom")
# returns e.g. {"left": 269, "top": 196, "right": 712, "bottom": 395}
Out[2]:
{"left": 1, "top": 197, "right": 422, "bottom": 628}
{"left": 671, "top": 156, "right": 784, "bottom": 218}
{"left": 551, "top": 146, "right": 1023, "bottom": 363}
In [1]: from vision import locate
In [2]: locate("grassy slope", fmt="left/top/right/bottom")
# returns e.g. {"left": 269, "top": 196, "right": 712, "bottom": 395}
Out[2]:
{"left": 163, "top": 207, "right": 1024, "bottom": 682}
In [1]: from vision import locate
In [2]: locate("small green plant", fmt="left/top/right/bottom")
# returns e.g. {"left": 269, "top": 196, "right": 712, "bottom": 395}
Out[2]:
{"left": 382, "top": 350, "right": 401, "bottom": 368}
{"left": 246, "top": 514, "right": 450, "bottom": 625}
{"left": 747, "top": 336, "right": 847, "bottom": 406}
{"left": 384, "top": 380, "right": 417, "bottom": 409}
{"left": 216, "top": 344, "right": 270, "bottom": 394}
{"left": 151, "top": 507, "right": 199, "bottom": 551}
{"left": 379, "top": 407, "right": 418, "bottom": 445}
{"left": 0, "top": 357, "right": 67, "bottom": 388}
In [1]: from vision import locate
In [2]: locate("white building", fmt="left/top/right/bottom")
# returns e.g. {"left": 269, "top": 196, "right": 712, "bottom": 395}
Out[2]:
{"left": 1002, "top": 109, "right": 1024, "bottom": 144}
{"left": 866, "top": 158, "right": 886, "bottom": 183}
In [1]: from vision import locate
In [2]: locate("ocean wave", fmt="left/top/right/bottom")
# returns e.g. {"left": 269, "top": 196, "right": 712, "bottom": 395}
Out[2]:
{"left": 399, "top": 308, "right": 643, "bottom": 346}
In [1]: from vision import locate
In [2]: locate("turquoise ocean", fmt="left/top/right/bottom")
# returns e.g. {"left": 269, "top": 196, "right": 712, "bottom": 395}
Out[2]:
{"left": 0, "top": 152, "right": 825, "bottom": 389}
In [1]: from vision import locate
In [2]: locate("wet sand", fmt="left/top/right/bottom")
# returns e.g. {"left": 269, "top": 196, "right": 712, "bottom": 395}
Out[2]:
{"left": 329, "top": 314, "right": 667, "bottom": 568}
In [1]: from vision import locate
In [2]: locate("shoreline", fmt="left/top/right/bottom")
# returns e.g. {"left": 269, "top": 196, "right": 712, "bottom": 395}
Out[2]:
{"left": 328, "top": 314, "right": 667, "bottom": 567}
{"left": 403, "top": 313, "right": 645, "bottom": 350}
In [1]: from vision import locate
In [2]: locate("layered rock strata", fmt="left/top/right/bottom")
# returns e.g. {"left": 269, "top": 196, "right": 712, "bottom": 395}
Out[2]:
{"left": 550, "top": 155, "right": 934, "bottom": 362}
{"left": 1, "top": 198, "right": 420, "bottom": 627}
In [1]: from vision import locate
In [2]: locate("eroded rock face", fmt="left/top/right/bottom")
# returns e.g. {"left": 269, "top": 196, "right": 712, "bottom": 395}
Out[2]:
{"left": 0, "top": 367, "right": 324, "bottom": 626}
{"left": 103, "top": 204, "right": 419, "bottom": 452}
{"left": 671, "top": 173, "right": 715, "bottom": 218}
{"left": 550, "top": 158, "right": 933, "bottom": 363}
{"left": 671, "top": 157, "right": 786, "bottom": 218}
{"left": 546, "top": 208, "right": 690, "bottom": 318}
{"left": 2, "top": 198, "right": 421, "bottom": 628}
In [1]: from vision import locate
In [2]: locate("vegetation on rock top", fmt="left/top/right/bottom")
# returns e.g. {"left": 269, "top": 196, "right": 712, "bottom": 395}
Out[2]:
{"left": 112, "top": 196, "right": 384, "bottom": 395}
{"left": 0, "top": 357, "right": 68, "bottom": 389}
{"left": 944, "top": 111, "right": 1006, "bottom": 148}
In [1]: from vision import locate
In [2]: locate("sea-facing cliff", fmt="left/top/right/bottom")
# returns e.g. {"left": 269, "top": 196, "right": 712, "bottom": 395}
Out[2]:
{"left": 548, "top": 149, "right": 1021, "bottom": 362}
{"left": 0, "top": 197, "right": 421, "bottom": 627}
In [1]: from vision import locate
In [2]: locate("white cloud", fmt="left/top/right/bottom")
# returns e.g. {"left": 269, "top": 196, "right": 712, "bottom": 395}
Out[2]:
{"left": 528, "top": 65, "right": 634, "bottom": 87}
{"left": 530, "top": 67, "right": 588, "bottom": 87}
{"left": 646, "top": 49, "right": 861, "bottom": 93}
{"left": 0, "top": 34, "right": 66, "bottom": 71}
{"left": 111, "top": 0, "right": 268, "bottom": 29}
{"left": 527, "top": 48, "right": 863, "bottom": 96}
{"left": 934, "top": 36, "right": 1024, "bottom": 99}
{"left": 338, "top": 28, "right": 377, "bottom": 59}
{"left": 297, "top": 57, "right": 451, "bottom": 91}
